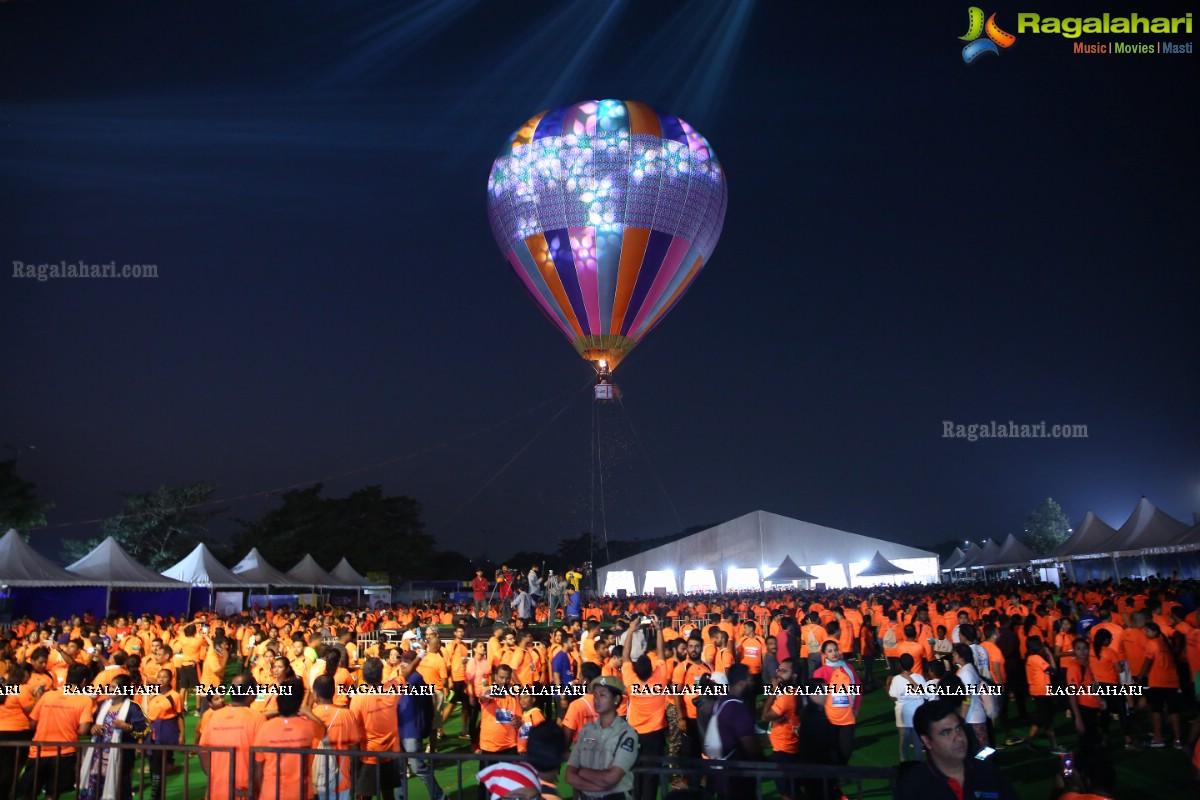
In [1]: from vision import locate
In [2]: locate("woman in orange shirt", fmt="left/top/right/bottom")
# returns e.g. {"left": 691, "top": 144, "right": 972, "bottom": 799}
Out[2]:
{"left": 1018, "top": 636, "right": 1064, "bottom": 753}
{"left": 1090, "top": 629, "right": 1133, "bottom": 748}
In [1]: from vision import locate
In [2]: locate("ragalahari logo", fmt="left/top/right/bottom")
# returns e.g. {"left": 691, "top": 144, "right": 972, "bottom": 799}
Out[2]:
{"left": 960, "top": 7, "right": 1017, "bottom": 62}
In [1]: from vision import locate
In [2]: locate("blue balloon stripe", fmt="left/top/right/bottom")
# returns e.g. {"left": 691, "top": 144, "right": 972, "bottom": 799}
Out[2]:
{"left": 620, "top": 229, "right": 673, "bottom": 336}
{"left": 533, "top": 105, "right": 569, "bottom": 140}
{"left": 656, "top": 111, "right": 689, "bottom": 146}
{"left": 545, "top": 228, "right": 593, "bottom": 335}
{"left": 631, "top": 240, "right": 703, "bottom": 340}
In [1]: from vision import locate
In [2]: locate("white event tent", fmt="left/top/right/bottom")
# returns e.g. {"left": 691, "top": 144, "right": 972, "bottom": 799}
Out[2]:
{"left": 597, "top": 510, "right": 939, "bottom": 595}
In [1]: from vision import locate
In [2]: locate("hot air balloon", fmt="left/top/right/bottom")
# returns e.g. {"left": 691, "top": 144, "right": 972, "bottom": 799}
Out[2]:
{"left": 486, "top": 99, "right": 727, "bottom": 396}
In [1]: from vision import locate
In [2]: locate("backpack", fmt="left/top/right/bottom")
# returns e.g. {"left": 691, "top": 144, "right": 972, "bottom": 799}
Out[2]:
{"left": 806, "top": 627, "right": 821, "bottom": 652}
{"left": 311, "top": 710, "right": 342, "bottom": 795}
{"left": 702, "top": 700, "right": 733, "bottom": 759}
{"left": 881, "top": 625, "right": 898, "bottom": 650}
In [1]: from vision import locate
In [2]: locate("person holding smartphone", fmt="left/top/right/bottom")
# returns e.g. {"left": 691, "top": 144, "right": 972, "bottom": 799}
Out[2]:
{"left": 894, "top": 699, "right": 1019, "bottom": 800}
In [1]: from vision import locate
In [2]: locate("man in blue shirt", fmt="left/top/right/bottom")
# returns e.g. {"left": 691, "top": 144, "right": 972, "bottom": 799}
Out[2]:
{"left": 565, "top": 587, "right": 583, "bottom": 623}
{"left": 396, "top": 652, "right": 446, "bottom": 800}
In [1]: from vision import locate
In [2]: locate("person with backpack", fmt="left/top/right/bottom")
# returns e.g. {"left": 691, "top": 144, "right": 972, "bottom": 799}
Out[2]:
{"left": 704, "top": 663, "right": 761, "bottom": 796}
{"left": 310, "top": 675, "right": 363, "bottom": 800}
{"left": 397, "top": 650, "right": 447, "bottom": 800}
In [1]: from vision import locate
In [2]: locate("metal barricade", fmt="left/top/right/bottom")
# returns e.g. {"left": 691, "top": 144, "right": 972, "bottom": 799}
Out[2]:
{"left": 634, "top": 754, "right": 897, "bottom": 800}
{"left": 0, "top": 739, "right": 236, "bottom": 800}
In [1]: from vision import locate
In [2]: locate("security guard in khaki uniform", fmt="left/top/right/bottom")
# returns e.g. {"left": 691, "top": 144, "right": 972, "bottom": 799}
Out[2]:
{"left": 566, "top": 675, "right": 640, "bottom": 800}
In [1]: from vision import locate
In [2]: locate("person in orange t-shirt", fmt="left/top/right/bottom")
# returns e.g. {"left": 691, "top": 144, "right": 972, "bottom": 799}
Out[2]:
{"left": 1018, "top": 636, "right": 1062, "bottom": 753}
{"left": 620, "top": 617, "right": 668, "bottom": 800}
{"left": 1138, "top": 622, "right": 1183, "bottom": 748}
{"left": 348, "top": 657, "right": 402, "bottom": 797}
{"left": 762, "top": 658, "right": 801, "bottom": 800}
{"left": 17, "top": 663, "right": 95, "bottom": 800}
{"left": 199, "top": 674, "right": 265, "bottom": 800}
{"left": 253, "top": 677, "right": 325, "bottom": 800}
{"left": 479, "top": 663, "right": 522, "bottom": 754}
{"left": 310, "top": 675, "right": 363, "bottom": 799}
{"left": 0, "top": 663, "right": 46, "bottom": 798}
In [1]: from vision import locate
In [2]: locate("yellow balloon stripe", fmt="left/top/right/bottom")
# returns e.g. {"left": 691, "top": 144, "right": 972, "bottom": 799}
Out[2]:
{"left": 986, "top": 14, "right": 1016, "bottom": 48}
{"left": 960, "top": 6, "right": 985, "bottom": 41}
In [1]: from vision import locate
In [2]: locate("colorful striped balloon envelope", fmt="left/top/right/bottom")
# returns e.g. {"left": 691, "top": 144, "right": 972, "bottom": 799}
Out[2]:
{"left": 487, "top": 100, "right": 727, "bottom": 372}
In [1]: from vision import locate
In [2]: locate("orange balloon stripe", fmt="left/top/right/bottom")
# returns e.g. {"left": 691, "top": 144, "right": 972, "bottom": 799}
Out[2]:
{"left": 610, "top": 227, "right": 651, "bottom": 333}
{"left": 624, "top": 101, "right": 662, "bottom": 138}
{"left": 986, "top": 14, "right": 1016, "bottom": 48}
{"left": 525, "top": 233, "right": 584, "bottom": 338}
{"left": 639, "top": 255, "right": 703, "bottom": 339}
{"left": 510, "top": 110, "right": 547, "bottom": 151}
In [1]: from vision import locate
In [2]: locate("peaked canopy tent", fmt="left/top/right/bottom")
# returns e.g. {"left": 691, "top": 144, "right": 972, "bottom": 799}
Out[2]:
{"left": 0, "top": 529, "right": 109, "bottom": 620}
{"left": 764, "top": 555, "right": 818, "bottom": 584}
{"left": 984, "top": 535, "right": 1037, "bottom": 569}
{"left": 946, "top": 543, "right": 982, "bottom": 578}
{"left": 1106, "top": 498, "right": 1190, "bottom": 578}
{"left": 958, "top": 539, "right": 1002, "bottom": 575}
{"left": 940, "top": 547, "right": 967, "bottom": 572}
{"left": 286, "top": 555, "right": 343, "bottom": 590}
{"left": 1162, "top": 524, "right": 1200, "bottom": 578}
{"left": 230, "top": 548, "right": 301, "bottom": 588}
{"left": 855, "top": 551, "right": 913, "bottom": 578}
{"left": 597, "top": 510, "right": 939, "bottom": 594}
{"left": 161, "top": 543, "right": 247, "bottom": 615}
{"left": 1031, "top": 500, "right": 1193, "bottom": 581}
{"left": 66, "top": 536, "right": 189, "bottom": 617}
{"left": 329, "top": 558, "right": 392, "bottom": 604}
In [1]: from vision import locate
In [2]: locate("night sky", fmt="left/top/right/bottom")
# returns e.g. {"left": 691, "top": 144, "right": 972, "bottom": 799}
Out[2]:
{"left": 3, "top": 0, "right": 1197, "bottom": 564}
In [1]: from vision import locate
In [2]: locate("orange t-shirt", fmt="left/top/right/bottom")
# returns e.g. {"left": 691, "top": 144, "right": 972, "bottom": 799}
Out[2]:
{"left": 517, "top": 707, "right": 545, "bottom": 753}
{"left": 444, "top": 640, "right": 469, "bottom": 682}
{"left": 1121, "top": 628, "right": 1148, "bottom": 675}
{"left": 312, "top": 703, "right": 363, "bottom": 794}
{"left": 621, "top": 662, "right": 667, "bottom": 734}
{"left": 1063, "top": 657, "right": 1102, "bottom": 709}
{"left": 28, "top": 690, "right": 94, "bottom": 758}
{"left": 146, "top": 691, "right": 184, "bottom": 723}
{"left": 199, "top": 705, "right": 266, "bottom": 800}
{"left": 253, "top": 716, "right": 322, "bottom": 800}
{"left": 672, "top": 661, "right": 712, "bottom": 719}
{"left": 766, "top": 694, "right": 800, "bottom": 754}
{"left": 1026, "top": 654, "right": 1052, "bottom": 697}
{"left": 0, "top": 686, "right": 36, "bottom": 732}
{"left": 982, "top": 642, "right": 1006, "bottom": 685}
{"left": 348, "top": 692, "right": 399, "bottom": 764}
{"left": 738, "top": 636, "right": 766, "bottom": 674}
{"left": 417, "top": 653, "right": 449, "bottom": 692}
{"left": 1145, "top": 638, "right": 1180, "bottom": 689}
{"left": 177, "top": 635, "right": 206, "bottom": 666}
{"left": 1092, "top": 647, "right": 1120, "bottom": 684}
{"left": 824, "top": 667, "right": 856, "bottom": 726}
{"left": 200, "top": 650, "right": 227, "bottom": 688}
{"left": 895, "top": 641, "right": 926, "bottom": 677}
{"left": 560, "top": 695, "right": 598, "bottom": 744}
{"left": 479, "top": 691, "right": 522, "bottom": 752}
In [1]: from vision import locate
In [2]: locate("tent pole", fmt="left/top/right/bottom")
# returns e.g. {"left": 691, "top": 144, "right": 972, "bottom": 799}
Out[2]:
{"left": 105, "top": 586, "right": 111, "bottom": 616}
{"left": 1111, "top": 556, "right": 1120, "bottom": 581}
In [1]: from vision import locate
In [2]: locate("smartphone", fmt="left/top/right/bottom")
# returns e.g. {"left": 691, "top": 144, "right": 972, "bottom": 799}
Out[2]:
{"left": 641, "top": 617, "right": 655, "bottom": 625}
{"left": 1060, "top": 751, "right": 1073, "bottom": 777}
{"left": 974, "top": 746, "right": 996, "bottom": 760}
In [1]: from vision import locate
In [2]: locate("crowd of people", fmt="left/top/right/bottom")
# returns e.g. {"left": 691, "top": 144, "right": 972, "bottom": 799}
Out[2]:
{"left": 0, "top": 574, "right": 1196, "bottom": 800}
